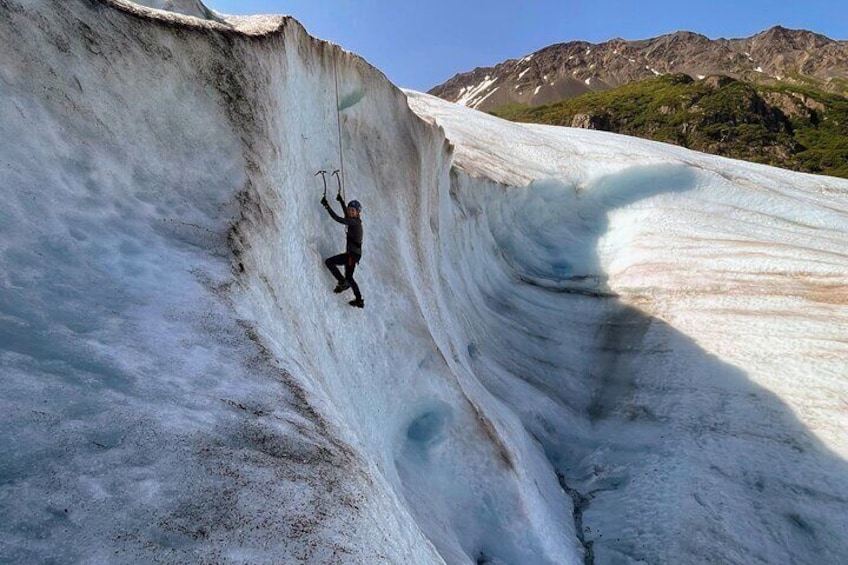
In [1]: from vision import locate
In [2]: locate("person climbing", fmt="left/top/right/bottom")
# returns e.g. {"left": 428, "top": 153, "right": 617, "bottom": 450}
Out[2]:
{"left": 321, "top": 191, "right": 364, "bottom": 308}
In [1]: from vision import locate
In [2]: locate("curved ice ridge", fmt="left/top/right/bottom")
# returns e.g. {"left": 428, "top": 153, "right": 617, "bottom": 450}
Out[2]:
{"left": 125, "top": 0, "right": 224, "bottom": 22}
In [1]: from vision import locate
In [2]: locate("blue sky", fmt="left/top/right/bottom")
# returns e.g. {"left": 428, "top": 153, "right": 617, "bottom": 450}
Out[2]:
{"left": 203, "top": 1, "right": 847, "bottom": 92}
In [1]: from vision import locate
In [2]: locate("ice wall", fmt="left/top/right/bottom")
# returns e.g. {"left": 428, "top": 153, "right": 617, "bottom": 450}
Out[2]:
{"left": 0, "top": 0, "right": 577, "bottom": 563}
{"left": 217, "top": 8, "right": 580, "bottom": 565}
{"left": 1, "top": 0, "right": 439, "bottom": 562}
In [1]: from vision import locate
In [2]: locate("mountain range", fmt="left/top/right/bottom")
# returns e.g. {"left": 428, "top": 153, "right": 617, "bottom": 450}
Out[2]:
{"left": 430, "top": 26, "right": 848, "bottom": 111}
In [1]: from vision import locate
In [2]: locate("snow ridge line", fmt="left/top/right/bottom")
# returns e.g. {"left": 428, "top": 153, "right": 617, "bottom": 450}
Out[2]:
{"left": 101, "top": 0, "right": 286, "bottom": 35}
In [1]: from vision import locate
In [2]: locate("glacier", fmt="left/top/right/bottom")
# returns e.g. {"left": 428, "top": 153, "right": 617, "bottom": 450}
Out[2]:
{"left": 1, "top": 1, "right": 847, "bottom": 564}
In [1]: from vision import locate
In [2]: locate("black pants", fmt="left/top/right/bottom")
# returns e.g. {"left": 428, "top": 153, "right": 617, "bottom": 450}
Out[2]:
{"left": 325, "top": 253, "right": 362, "bottom": 300}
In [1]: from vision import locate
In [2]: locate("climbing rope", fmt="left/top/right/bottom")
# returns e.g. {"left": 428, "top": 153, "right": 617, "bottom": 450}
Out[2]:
{"left": 333, "top": 53, "right": 346, "bottom": 202}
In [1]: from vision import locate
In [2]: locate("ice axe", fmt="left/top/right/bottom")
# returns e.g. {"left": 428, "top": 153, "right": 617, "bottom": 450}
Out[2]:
{"left": 332, "top": 169, "right": 343, "bottom": 201}
{"left": 315, "top": 169, "right": 328, "bottom": 198}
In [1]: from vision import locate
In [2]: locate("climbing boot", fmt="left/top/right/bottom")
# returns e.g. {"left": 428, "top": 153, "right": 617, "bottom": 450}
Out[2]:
{"left": 333, "top": 281, "right": 350, "bottom": 293}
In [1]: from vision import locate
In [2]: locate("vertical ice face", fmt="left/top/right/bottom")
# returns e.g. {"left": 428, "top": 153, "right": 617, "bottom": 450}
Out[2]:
{"left": 0, "top": 1, "right": 439, "bottom": 562}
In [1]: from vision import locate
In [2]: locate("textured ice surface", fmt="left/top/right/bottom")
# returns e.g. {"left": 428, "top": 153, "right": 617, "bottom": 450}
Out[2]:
{"left": 1, "top": 1, "right": 847, "bottom": 564}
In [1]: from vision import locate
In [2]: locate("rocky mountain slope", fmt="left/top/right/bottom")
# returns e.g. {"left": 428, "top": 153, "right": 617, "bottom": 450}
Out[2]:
{"left": 430, "top": 26, "right": 848, "bottom": 111}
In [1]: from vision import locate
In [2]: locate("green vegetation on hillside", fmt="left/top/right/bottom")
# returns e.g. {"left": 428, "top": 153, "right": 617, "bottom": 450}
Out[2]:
{"left": 491, "top": 74, "right": 848, "bottom": 179}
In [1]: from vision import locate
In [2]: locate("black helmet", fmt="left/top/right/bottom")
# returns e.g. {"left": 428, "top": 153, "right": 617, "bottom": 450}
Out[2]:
{"left": 347, "top": 200, "right": 362, "bottom": 211}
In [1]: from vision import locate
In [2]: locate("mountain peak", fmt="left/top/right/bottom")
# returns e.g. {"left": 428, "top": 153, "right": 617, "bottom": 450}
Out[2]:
{"left": 751, "top": 25, "right": 834, "bottom": 48}
{"left": 665, "top": 30, "right": 711, "bottom": 41}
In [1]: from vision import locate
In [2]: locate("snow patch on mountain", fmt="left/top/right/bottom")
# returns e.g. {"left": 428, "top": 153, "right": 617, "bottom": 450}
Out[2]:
{"left": 456, "top": 75, "right": 500, "bottom": 108}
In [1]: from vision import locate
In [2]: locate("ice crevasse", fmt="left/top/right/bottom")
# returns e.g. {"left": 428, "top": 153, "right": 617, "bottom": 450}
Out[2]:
{"left": 1, "top": 1, "right": 847, "bottom": 564}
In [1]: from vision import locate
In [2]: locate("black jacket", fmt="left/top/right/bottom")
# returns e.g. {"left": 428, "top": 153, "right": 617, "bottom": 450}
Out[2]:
{"left": 325, "top": 195, "right": 363, "bottom": 257}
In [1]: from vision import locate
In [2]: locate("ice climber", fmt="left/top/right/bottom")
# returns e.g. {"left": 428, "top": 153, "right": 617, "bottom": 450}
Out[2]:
{"left": 321, "top": 192, "right": 364, "bottom": 308}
